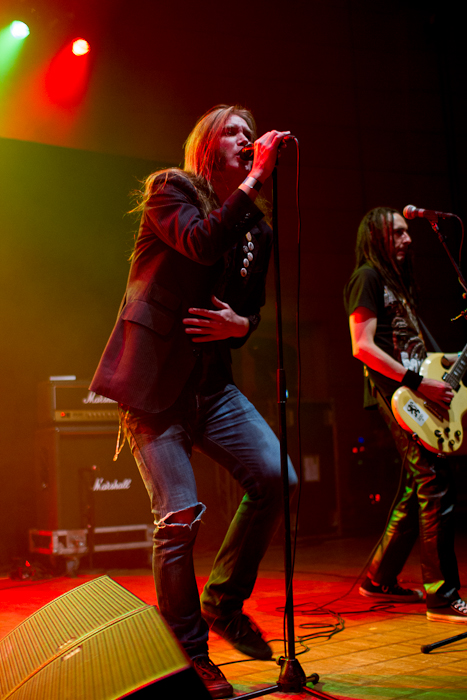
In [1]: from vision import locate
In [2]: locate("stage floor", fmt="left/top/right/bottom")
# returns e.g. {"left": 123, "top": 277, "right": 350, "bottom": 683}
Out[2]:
{"left": 2, "top": 534, "right": 467, "bottom": 699}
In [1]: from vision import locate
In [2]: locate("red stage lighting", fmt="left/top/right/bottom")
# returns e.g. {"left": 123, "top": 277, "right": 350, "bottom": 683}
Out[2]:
{"left": 72, "top": 38, "right": 90, "bottom": 56}
{"left": 45, "top": 40, "right": 91, "bottom": 108}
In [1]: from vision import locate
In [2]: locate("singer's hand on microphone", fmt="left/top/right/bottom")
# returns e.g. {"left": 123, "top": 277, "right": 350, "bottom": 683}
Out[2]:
{"left": 249, "top": 130, "right": 291, "bottom": 184}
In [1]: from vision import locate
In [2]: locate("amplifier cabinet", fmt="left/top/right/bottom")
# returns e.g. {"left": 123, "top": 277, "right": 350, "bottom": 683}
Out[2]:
{"left": 34, "top": 425, "right": 153, "bottom": 532}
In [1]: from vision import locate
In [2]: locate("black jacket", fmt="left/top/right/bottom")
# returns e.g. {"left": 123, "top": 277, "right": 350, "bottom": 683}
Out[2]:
{"left": 90, "top": 172, "right": 272, "bottom": 413}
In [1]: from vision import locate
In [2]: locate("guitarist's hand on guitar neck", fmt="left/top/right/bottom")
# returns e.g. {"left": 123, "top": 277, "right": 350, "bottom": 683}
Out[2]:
{"left": 417, "top": 377, "right": 454, "bottom": 408}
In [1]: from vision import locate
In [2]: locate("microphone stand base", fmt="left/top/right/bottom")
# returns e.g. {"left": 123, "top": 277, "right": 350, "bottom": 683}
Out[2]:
{"left": 277, "top": 656, "right": 308, "bottom": 692}
{"left": 233, "top": 656, "right": 341, "bottom": 700}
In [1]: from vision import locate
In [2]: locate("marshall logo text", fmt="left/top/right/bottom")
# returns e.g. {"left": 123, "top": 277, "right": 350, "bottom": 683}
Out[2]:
{"left": 93, "top": 478, "right": 132, "bottom": 492}
{"left": 83, "top": 391, "right": 117, "bottom": 405}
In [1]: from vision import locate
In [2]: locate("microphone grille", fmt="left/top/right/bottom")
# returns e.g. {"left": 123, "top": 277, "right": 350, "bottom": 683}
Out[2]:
{"left": 239, "top": 144, "right": 254, "bottom": 161}
{"left": 402, "top": 205, "right": 416, "bottom": 219}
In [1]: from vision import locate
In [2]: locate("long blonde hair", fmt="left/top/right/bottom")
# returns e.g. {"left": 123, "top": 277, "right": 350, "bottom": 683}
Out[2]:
{"left": 132, "top": 104, "right": 269, "bottom": 219}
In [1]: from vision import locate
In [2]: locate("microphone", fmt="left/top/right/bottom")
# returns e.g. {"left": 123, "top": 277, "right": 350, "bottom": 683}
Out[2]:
{"left": 403, "top": 204, "right": 455, "bottom": 221}
{"left": 239, "top": 134, "right": 296, "bottom": 161}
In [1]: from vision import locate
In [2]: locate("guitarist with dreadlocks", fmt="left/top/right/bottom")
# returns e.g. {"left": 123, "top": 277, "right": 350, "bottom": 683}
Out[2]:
{"left": 344, "top": 206, "right": 467, "bottom": 623}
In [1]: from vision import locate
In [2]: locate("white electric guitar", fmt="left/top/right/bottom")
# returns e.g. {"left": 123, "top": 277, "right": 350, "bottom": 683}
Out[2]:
{"left": 391, "top": 344, "right": 467, "bottom": 455}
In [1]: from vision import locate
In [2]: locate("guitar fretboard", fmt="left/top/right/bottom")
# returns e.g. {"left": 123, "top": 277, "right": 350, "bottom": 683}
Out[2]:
{"left": 445, "top": 343, "right": 467, "bottom": 390}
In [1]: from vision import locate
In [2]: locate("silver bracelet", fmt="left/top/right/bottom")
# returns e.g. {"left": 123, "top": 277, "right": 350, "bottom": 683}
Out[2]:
{"left": 242, "top": 176, "right": 263, "bottom": 192}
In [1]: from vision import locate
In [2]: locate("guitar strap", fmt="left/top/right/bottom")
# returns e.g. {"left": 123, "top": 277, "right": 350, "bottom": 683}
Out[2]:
{"left": 418, "top": 317, "right": 442, "bottom": 353}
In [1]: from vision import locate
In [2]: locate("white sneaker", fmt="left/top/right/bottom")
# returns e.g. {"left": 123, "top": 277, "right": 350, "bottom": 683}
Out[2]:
{"left": 427, "top": 598, "right": 467, "bottom": 623}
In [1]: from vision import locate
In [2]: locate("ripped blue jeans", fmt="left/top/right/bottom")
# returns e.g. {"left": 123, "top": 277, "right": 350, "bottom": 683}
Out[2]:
{"left": 119, "top": 382, "right": 297, "bottom": 658}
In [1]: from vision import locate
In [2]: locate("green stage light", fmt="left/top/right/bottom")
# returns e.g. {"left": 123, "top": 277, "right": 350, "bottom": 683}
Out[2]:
{"left": 10, "top": 21, "right": 30, "bottom": 39}
{"left": 0, "top": 23, "right": 29, "bottom": 80}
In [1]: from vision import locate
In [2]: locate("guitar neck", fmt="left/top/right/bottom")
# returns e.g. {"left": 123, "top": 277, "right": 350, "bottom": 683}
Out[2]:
{"left": 445, "top": 343, "right": 467, "bottom": 390}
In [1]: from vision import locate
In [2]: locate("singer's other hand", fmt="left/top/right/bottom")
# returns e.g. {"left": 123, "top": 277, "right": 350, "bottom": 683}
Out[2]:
{"left": 249, "top": 130, "right": 291, "bottom": 184}
{"left": 183, "top": 296, "right": 249, "bottom": 342}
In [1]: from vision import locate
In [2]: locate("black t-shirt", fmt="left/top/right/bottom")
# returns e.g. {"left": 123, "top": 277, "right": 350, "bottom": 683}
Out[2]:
{"left": 344, "top": 262, "right": 426, "bottom": 405}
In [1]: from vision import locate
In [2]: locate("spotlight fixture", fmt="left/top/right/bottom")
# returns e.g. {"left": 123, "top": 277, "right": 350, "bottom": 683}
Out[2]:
{"left": 72, "top": 38, "right": 90, "bottom": 56}
{"left": 9, "top": 21, "right": 30, "bottom": 39}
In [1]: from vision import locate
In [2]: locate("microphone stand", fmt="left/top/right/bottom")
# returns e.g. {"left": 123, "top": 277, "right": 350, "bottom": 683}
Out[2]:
{"left": 427, "top": 217, "right": 467, "bottom": 295}
{"left": 418, "top": 215, "right": 467, "bottom": 655}
{"left": 235, "top": 166, "right": 340, "bottom": 699}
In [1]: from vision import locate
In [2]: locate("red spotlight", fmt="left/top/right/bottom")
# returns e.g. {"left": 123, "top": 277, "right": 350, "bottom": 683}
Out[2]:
{"left": 72, "top": 38, "right": 90, "bottom": 56}
{"left": 45, "top": 40, "right": 91, "bottom": 108}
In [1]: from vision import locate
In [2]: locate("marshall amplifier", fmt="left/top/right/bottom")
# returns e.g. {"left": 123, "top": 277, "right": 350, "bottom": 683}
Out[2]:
{"left": 33, "top": 424, "right": 153, "bottom": 531}
{"left": 31, "top": 379, "right": 246, "bottom": 561}
{"left": 37, "top": 377, "right": 119, "bottom": 424}
{"left": 30, "top": 422, "right": 154, "bottom": 562}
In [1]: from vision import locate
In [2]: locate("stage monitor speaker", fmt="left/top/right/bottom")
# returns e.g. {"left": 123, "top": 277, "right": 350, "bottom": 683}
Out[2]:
{"left": 0, "top": 576, "right": 210, "bottom": 699}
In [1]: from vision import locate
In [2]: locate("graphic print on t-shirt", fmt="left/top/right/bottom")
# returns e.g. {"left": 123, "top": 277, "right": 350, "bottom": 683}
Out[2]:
{"left": 383, "top": 286, "right": 425, "bottom": 373}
